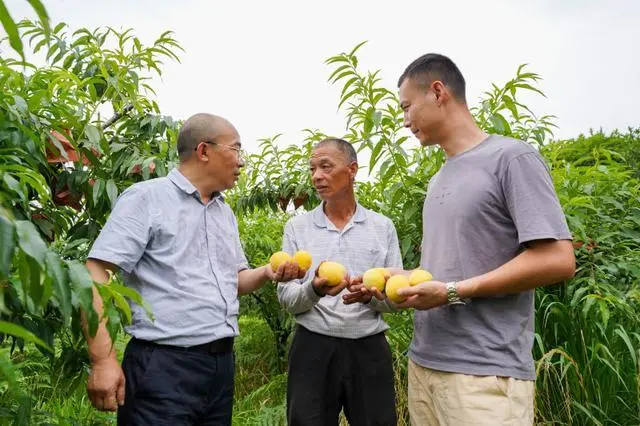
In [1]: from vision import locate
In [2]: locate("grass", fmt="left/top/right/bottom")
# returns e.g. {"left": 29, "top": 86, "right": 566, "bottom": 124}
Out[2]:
{"left": 2, "top": 310, "right": 638, "bottom": 425}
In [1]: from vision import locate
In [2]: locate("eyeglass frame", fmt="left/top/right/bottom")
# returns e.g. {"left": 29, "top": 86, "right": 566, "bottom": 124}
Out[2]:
{"left": 196, "top": 140, "right": 244, "bottom": 159}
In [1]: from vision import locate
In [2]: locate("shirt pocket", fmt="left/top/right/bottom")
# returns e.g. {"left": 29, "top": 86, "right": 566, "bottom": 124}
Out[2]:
{"left": 212, "top": 221, "right": 241, "bottom": 272}
{"left": 350, "top": 233, "right": 388, "bottom": 269}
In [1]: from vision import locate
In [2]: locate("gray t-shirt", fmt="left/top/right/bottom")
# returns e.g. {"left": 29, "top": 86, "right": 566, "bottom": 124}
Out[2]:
{"left": 410, "top": 135, "right": 571, "bottom": 380}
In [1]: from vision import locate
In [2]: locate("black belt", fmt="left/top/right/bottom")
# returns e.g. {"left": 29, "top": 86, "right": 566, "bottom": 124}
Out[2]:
{"left": 132, "top": 337, "right": 234, "bottom": 355}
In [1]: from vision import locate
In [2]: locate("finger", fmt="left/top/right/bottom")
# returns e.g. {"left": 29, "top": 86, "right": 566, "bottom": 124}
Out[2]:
{"left": 350, "top": 275, "right": 363, "bottom": 285}
{"left": 105, "top": 393, "right": 118, "bottom": 411}
{"left": 92, "top": 387, "right": 109, "bottom": 410}
{"left": 100, "top": 386, "right": 117, "bottom": 411}
{"left": 342, "top": 289, "right": 366, "bottom": 301}
{"left": 342, "top": 294, "right": 360, "bottom": 304}
{"left": 316, "top": 277, "right": 329, "bottom": 287}
{"left": 396, "top": 286, "right": 421, "bottom": 298}
{"left": 290, "top": 262, "right": 300, "bottom": 278}
{"left": 298, "top": 267, "right": 307, "bottom": 279}
{"left": 312, "top": 278, "right": 328, "bottom": 295}
{"left": 117, "top": 377, "right": 126, "bottom": 406}
{"left": 274, "top": 263, "right": 285, "bottom": 281}
{"left": 358, "top": 287, "right": 373, "bottom": 299}
{"left": 283, "top": 262, "right": 296, "bottom": 281}
{"left": 395, "top": 295, "right": 420, "bottom": 309}
{"left": 347, "top": 283, "right": 365, "bottom": 293}
{"left": 328, "top": 281, "right": 349, "bottom": 296}
{"left": 96, "top": 395, "right": 107, "bottom": 411}
{"left": 371, "top": 288, "right": 385, "bottom": 300}
{"left": 88, "top": 388, "right": 100, "bottom": 410}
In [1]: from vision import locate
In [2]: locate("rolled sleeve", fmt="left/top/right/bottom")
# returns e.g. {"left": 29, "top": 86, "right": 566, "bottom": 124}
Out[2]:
{"left": 88, "top": 186, "right": 151, "bottom": 273}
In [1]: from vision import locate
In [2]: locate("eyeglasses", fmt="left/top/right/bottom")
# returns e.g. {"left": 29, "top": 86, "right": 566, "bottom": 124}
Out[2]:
{"left": 197, "top": 140, "right": 245, "bottom": 159}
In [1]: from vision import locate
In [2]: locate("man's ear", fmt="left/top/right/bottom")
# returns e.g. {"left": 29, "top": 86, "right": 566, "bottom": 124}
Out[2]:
{"left": 196, "top": 142, "right": 210, "bottom": 162}
{"left": 349, "top": 162, "right": 359, "bottom": 179}
{"left": 431, "top": 80, "right": 449, "bottom": 105}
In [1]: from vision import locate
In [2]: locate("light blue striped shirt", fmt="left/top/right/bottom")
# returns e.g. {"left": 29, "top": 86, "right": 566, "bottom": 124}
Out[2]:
{"left": 88, "top": 168, "right": 248, "bottom": 346}
{"left": 277, "top": 203, "right": 402, "bottom": 339}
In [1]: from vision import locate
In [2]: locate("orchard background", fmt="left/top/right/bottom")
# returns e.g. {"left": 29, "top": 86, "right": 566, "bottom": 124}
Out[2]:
{"left": 1, "top": 4, "right": 639, "bottom": 425}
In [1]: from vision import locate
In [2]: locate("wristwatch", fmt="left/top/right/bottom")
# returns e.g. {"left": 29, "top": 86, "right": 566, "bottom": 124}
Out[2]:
{"left": 446, "top": 281, "right": 466, "bottom": 306}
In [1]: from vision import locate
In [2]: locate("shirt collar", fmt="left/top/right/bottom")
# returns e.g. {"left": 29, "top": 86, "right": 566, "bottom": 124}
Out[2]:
{"left": 168, "top": 168, "right": 224, "bottom": 202}
{"left": 312, "top": 201, "right": 366, "bottom": 228}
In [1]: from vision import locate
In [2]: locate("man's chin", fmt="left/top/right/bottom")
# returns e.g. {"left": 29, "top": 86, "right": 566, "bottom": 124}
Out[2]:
{"left": 419, "top": 137, "right": 436, "bottom": 147}
{"left": 316, "top": 191, "right": 331, "bottom": 202}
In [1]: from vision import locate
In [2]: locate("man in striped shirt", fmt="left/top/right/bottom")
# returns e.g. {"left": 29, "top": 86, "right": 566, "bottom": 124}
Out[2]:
{"left": 277, "top": 137, "right": 402, "bottom": 426}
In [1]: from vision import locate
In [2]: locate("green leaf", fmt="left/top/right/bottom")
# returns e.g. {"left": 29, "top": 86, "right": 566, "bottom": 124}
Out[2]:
{"left": 0, "top": 351, "right": 17, "bottom": 389}
{"left": 111, "top": 290, "right": 132, "bottom": 324}
{"left": 328, "top": 64, "right": 352, "bottom": 82}
{"left": 514, "top": 83, "right": 545, "bottom": 97}
{"left": 15, "top": 220, "right": 47, "bottom": 265}
{"left": 45, "top": 251, "right": 71, "bottom": 319}
{"left": 0, "top": 321, "right": 52, "bottom": 352}
{"left": 348, "top": 40, "right": 368, "bottom": 57}
{"left": 0, "top": 215, "right": 15, "bottom": 278}
{"left": 52, "top": 22, "right": 65, "bottom": 35}
{"left": 22, "top": 254, "right": 43, "bottom": 308}
{"left": 106, "top": 179, "right": 118, "bottom": 208}
{"left": 48, "top": 131, "right": 70, "bottom": 161}
{"left": 13, "top": 394, "right": 33, "bottom": 426}
{"left": 109, "top": 283, "right": 154, "bottom": 321}
{"left": 85, "top": 124, "right": 100, "bottom": 146}
{"left": 67, "top": 260, "right": 93, "bottom": 292}
{"left": 92, "top": 178, "right": 105, "bottom": 205}
{"left": 613, "top": 326, "right": 637, "bottom": 367}
{"left": 67, "top": 260, "right": 97, "bottom": 334}
{"left": 3, "top": 173, "right": 23, "bottom": 200}
{"left": 369, "top": 139, "right": 386, "bottom": 173}
{"left": 0, "top": 1, "right": 23, "bottom": 58}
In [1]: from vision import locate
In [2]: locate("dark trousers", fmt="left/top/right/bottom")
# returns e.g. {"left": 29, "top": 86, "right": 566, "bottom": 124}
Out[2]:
{"left": 117, "top": 337, "right": 234, "bottom": 426}
{"left": 287, "top": 326, "right": 396, "bottom": 426}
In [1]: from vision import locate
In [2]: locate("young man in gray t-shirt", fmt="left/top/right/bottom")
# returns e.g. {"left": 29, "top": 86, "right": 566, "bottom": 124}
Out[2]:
{"left": 353, "top": 54, "right": 575, "bottom": 425}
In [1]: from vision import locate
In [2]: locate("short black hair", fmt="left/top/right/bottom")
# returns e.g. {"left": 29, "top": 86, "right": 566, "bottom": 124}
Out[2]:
{"left": 397, "top": 53, "right": 467, "bottom": 103}
{"left": 314, "top": 138, "right": 358, "bottom": 164}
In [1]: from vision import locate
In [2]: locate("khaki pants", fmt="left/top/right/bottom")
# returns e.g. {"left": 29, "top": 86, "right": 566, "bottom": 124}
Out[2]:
{"left": 408, "top": 359, "right": 534, "bottom": 426}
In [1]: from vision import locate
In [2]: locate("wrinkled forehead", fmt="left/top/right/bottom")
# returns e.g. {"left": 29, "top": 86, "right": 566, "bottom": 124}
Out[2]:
{"left": 310, "top": 144, "right": 346, "bottom": 165}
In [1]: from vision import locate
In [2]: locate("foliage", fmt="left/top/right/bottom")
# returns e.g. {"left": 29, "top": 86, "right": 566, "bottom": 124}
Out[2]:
{"left": 1, "top": 15, "right": 638, "bottom": 424}
{"left": 0, "top": 0, "right": 50, "bottom": 60}
{"left": 235, "top": 208, "right": 294, "bottom": 374}
{"left": 0, "top": 18, "right": 181, "bottom": 422}
{"left": 534, "top": 131, "right": 640, "bottom": 425}
{"left": 232, "top": 133, "right": 321, "bottom": 213}
{"left": 234, "top": 42, "right": 640, "bottom": 425}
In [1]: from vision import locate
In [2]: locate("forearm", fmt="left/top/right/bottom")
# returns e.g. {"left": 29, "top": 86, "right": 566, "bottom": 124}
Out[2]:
{"left": 277, "top": 279, "right": 321, "bottom": 314}
{"left": 457, "top": 240, "right": 576, "bottom": 299}
{"left": 237, "top": 266, "right": 271, "bottom": 296}
{"left": 366, "top": 296, "right": 398, "bottom": 313}
{"left": 83, "top": 259, "right": 118, "bottom": 363}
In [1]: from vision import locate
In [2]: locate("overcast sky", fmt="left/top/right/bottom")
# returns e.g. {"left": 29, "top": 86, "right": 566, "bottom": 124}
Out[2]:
{"left": 5, "top": 0, "right": 640, "bottom": 154}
